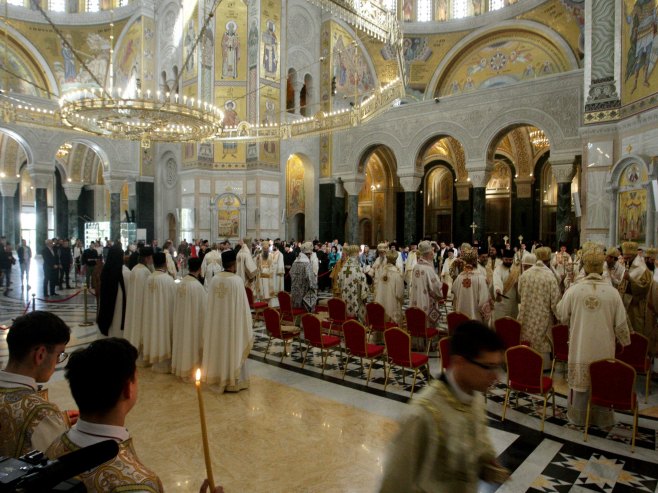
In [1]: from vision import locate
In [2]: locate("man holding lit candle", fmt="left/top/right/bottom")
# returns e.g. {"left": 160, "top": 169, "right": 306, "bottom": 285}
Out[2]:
{"left": 202, "top": 249, "right": 254, "bottom": 393}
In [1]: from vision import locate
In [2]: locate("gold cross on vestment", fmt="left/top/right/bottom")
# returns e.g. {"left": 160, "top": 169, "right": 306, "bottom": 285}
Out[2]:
{"left": 470, "top": 222, "right": 478, "bottom": 234}
{"left": 148, "top": 280, "right": 156, "bottom": 292}
{"left": 215, "top": 283, "right": 228, "bottom": 299}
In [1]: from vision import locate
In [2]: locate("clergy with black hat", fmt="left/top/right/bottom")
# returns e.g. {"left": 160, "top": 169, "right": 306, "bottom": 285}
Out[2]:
{"left": 97, "top": 245, "right": 131, "bottom": 337}
{"left": 492, "top": 247, "right": 520, "bottom": 320}
{"left": 125, "top": 246, "right": 154, "bottom": 361}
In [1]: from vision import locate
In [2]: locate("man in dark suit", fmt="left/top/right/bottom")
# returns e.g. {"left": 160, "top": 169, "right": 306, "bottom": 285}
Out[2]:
{"left": 58, "top": 239, "right": 73, "bottom": 289}
{"left": 41, "top": 239, "right": 60, "bottom": 297}
{"left": 16, "top": 239, "right": 32, "bottom": 290}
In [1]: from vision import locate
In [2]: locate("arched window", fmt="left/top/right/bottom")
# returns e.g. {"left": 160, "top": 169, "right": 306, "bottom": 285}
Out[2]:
{"left": 417, "top": 0, "right": 432, "bottom": 21}
{"left": 286, "top": 69, "right": 296, "bottom": 114}
{"left": 452, "top": 0, "right": 468, "bottom": 18}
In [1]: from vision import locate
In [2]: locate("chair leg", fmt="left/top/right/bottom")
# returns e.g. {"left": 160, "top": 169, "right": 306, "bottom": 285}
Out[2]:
{"left": 552, "top": 390, "right": 556, "bottom": 416}
{"left": 280, "top": 340, "right": 287, "bottom": 362}
{"left": 583, "top": 399, "right": 592, "bottom": 442}
{"left": 541, "top": 394, "right": 549, "bottom": 433}
{"left": 301, "top": 344, "right": 309, "bottom": 369}
{"left": 264, "top": 336, "right": 272, "bottom": 359}
{"left": 632, "top": 405, "right": 638, "bottom": 452}
{"left": 411, "top": 368, "right": 419, "bottom": 396}
{"left": 342, "top": 352, "right": 350, "bottom": 380}
{"left": 384, "top": 361, "right": 392, "bottom": 391}
{"left": 501, "top": 387, "right": 511, "bottom": 422}
{"left": 366, "top": 358, "right": 374, "bottom": 386}
{"left": 321, "top": 350, "right": 327, "bottom": 374}
{"left": 645, "top": 372, "right": 650, "bottom": 404}
{"left": 549, "top": 358, "right": 556, "bottom": 380}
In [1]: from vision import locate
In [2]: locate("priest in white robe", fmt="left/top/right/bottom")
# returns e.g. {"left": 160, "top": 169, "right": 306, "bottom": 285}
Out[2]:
{"left": 236, "top": 239, "right": 257, "bottom": 288}
{"left": 409, "top": 241, "right": 444, "bottom": 328}
{"left": 452, "top": 249, "right": 492, "bottom": 323}
{"left": 142, "top": 252, "right": 177, "bottom": 373}
{"left": 337, "top": 245, "right": 370, "bottom": 322}
{"left": 163, "top": 240, "right": 178, "bottom": 279}
{"left": 556, "top": 246, "right": 630, "bottom": 427}
{"left": 125, "top": 247, "right": 153, "bottom": 360}
{"left": 201, "top": 244, "right": 223, "bottom": 288}
{"left": 202, "top": 249, "right": 254, "bottom": 393}
{"left": 256, "top": 240, "right": 276, "bottom": 302}
{"left": 375, "top": 250, "right": 404, "bottom": 324}
{"left": 172, "top": 257, "right": 207, "bottom": 381}
{"left": 270, "top": 244, "right": 285, "bottom": 298}
{"left": 404, "top": 243, "right": 418, "bottom": 286}
{"left": 492, "top": 247, "right": 519, "bottom": 320}
{"left": 603, "top": 247, "right": 624, "bottom": 288}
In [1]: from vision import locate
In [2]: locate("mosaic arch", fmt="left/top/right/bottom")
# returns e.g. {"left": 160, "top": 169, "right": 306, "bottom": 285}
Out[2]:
{"left": 417, "top": 135, "right": 467, "bottom": 182}
{"left": 0, "top": 33, "right": 52, "bottom": 97}
{"left": 0, "top": 130, "right": 29, "bottom": 177}
{"left": 435, "top": 28, "right": 575, "bottom": 98}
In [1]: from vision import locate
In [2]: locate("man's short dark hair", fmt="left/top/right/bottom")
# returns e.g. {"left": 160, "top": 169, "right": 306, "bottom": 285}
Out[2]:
{"left": 187, "top": 257, "right": 202, "bottom": 272}
{"left": 7, "top": 311, "right": 71, "bottom": 361}
{"left": 65, "top": 338, "right": 138, "bottom": 414}
{"left": 153, "top": 252, "right": 166, "bottom": 267}
{"left": 451, "top": 321, "right": 505, "bottom": 360}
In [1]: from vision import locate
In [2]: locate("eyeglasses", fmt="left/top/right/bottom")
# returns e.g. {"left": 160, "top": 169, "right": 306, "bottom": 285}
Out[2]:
{"left": 56, "top": 351, "right": 69, "bottom": 364}
{"left": 465, "top": 357, "right": 503, "bottom": 372}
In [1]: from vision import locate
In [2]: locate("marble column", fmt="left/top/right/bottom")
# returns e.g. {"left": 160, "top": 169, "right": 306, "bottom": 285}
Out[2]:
{"left": 63, "top": 184, "right": 84, "bottom": 240}
{"left": 453, "top": 182, "right": 472, "bottom": 246}
{"left": 127, "top": 180, "right": 137, "bottom": 222}
{"left": 28, "top": 166, "right": 53, "bottom": 254}
{"left": 0, "top": 180, "right": 19, "bottom": 246}
{"left": 468, "top": 170, "right": 490, "bottom": 244}
{"left": 294, "top": 80, "right": 304, "bottom": 115}
{"left": 106, "top": 179, "right": 125, "bottom": 243}
{"left": 584, "top": 0, "right": 620, "bottom": 122}
{"left": 399, "top": 175, "right": 422, "bottom": 246}
{"left": 551, "top": 160, "right": 576, "bottom": 248}
{"left": 319, "top": 181, "right": 336, "bottom": 242}
{"left": 341, "top": 177, "right": 364, "bottom": 246}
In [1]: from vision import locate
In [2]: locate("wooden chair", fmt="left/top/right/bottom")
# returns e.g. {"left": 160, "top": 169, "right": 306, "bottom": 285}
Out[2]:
{"left": 502, "top": 345, "right": 555, "bottom": 432}
{"left": 277, "top": 291, "right": 305, "bottom": 324}
{"left": 438, "top": 336, "right": 451, "bottom": 374}
{"left": 549, "top": 324, "right": 569, "bottom": 379}
{"left": 384, "top": 327, "right": 430, "bottom": 396}
{"left": 494, "top": 317, "right": 522, "bottom": 350}
{"left": 365, "top": 302, "right": 398, "bottom": 340}
{"left": 615, "top": 333, "right": 652, "bottom": 403}
{"left": 246, "top": 286, "right": 268, "bottom": 320}
{"left": 405, "top": 306, "right": 441, "bottom": 355}
{"left": 342, "top": 320, "right": 385, "bottom": 385}
{"left": 301, "top": 314, "right": 342, "bottom": 374}
{"left": 263, "top": 308, "right": 301, "bottom": 362}
{"left": 446, "top": 311, "right": 470, "bottom": 336}
{"left": 585, "top": 359, "right": 638, "bottom": 451}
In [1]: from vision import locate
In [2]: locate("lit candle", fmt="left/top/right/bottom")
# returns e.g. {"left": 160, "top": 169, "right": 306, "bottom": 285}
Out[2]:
{"left": 195, "top": 369, "right": 215, "bottom": 490}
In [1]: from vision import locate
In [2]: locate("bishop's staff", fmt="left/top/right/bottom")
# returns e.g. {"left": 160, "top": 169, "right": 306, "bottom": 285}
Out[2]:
{"left": 195, "top": 369, "right": 216, "bottom": 491}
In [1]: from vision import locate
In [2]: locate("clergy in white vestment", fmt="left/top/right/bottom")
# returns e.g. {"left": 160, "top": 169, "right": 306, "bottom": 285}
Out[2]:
{"left": 603, "top": 247, "right": 625, "bottom": 288}
{"left": 452, "top": 249, "right": 492, "bottom": 323}
{"left": 556, "top": 246, "right": 630, "bottom": 427}
{"left": 476, "top": 245, "right": 493, "bottom": 287}
{"left": 236, "top": 238, "right": 257, "bottom": 288}
{"left": 202, "top": 249, "right": 254, "bottom": 393}
{"left": 337, "top": 245, "right": 370, "bottom": 322}
{"left": 517, "top": 247, "right": 561, "bottom": 366}
{"left": 409, "top": 241, "right": 444, "bottom": 328}
{"left": 440, "top": 248, "right": 455, "bottom": 298}
{"left": 97, "top": 246, "right": 131, "bottom": 338}
{"left": 492, "top": 247, "right": 519, "bottom": 320}
{"left": 404, "top": 243, "right": 418, "bottom": 286}
{"left": 125, "top": 247, "right": 153, "bottom": 357}
{"left": 201, "top": 245, "right": 223, "bottom": 288}
{"left": 172, "top": 257, "right": 207, "bottom": 381}
{"left": 374, "top": 250, "right": 404, "bottom": 324}
{"left": 142, "top": 253, "right": 177, "bottom": 373}
{"left": 270, "top": 243, "right": 285, "bottom": 297}
{"left": 163, "top": 240, "right": 178, "bottom": 279}
{"left": 256, "top": 240, "right": 277, "bottom": 302}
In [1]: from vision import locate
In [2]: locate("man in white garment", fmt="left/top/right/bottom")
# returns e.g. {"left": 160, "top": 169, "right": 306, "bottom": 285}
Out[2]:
{"left": 440, "top": 248, "right": 455, "bottom": 299}
{"left": 125, "top": 247, "right": 153, "bottom": 362}
{"left": 201, "top": 243, "right": 223, "bottom": 288}
{"left": 337, "top": 245, "right": 370, "bottom": 322}
{"left": 375, "top": 250, "right": 405, "bottom": 325}
{"left": 202, "top": 249, "right": 254, "bottom": 393}
{"left": 236, "top": 238, "right": 257, "bottom": 288}
{"left": 517, "top": 246, "right": 561, "bottom": 367}
{"left": 270, "top": 242, "right": 285, "bottom": 298}
{"left": 142, "top": 252, "right": 177, "bottom": 373}
{"left": 550, "top": 243, "right": 572, "bottom": 291}
{"left": 556, "top": 246, "right": 630, "bottom": 427}
{"left": 452, "top": 248, "right": 492, "bottom": 323}
{"left": 256, "top": 240, "right": 277, "bottom": 302}
{"left": 604, "top": 247, "right": 625, "bottom": 288}
{"left": 162, "top": 240, "right": 178, "bottom": 279}
{"left": 404, "top": 242, "right": 418, "bottom": 286}
{"left": 172, "top": 257, "right": 207, "bottom": 381}
{"left": 492, "top": 247, "right": 520, "bottom": 320}
{"left": 409, "top": 241, "right": 444, "bottom": 328}
{"left": 476, "top": 245, "right": 493, "bottom": 287}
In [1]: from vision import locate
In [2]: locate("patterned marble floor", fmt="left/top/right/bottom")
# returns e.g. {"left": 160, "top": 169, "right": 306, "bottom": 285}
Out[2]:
{"left": 1, "top": 261, "right": 658, "bottom": 492}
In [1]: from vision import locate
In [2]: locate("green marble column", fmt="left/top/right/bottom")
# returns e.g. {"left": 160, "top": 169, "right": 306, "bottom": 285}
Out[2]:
{"left": 347, "top": 195, "right": 359, "bottom": 245}
{"left": 404, "top": 192, "right": 416, "bottom": 245}
{"left": 472, "top": 187, "right": 486, "bottom": 244}
{"left": 110, "top": 192, "right": 121, "bottom": 242}
{"left": 35, "top": 188, "right": 48, "bottom": 250}
{"left": 556, "top": 182, "right": 572, "bottom": 247}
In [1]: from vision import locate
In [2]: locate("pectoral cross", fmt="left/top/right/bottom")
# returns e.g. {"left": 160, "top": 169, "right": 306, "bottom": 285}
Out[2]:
{"left": 470, "top": 222, "right": 478, "bottom": 242}
{"left": 503, "top": 235, "right": 509, "bottom": 244}
{"left": 518, "top": 235, "right": 523, "bottom": 245}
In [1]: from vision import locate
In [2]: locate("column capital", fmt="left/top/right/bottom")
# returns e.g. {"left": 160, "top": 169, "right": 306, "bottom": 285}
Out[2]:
{"left": 468, "top": 169, "right": 490, "bottom": 189}
{"left": 341, "top": 176, "right": 365, "bottom": 196}
{"left": 105, "top": 178, "right": 127, "bottom": 195}
{"left": 550, "top": 161, "right": 576, "bottom": 184}
{"left": 27, "top": 162, "right": 53, "bottom": 189}
{"left": 454, "top": 182, "right": 471, "bottom": 201}
{"left": 398, "top": 174, "right": 422, "bottom": 193}
{"left": 0, "top": 179, "right": 19, "bottom": 197}
{"left": 514, "top": 176, "right": 535, "bottom": 199}
{"left": 62, "top": 183, "right": 84, "bottom": 201}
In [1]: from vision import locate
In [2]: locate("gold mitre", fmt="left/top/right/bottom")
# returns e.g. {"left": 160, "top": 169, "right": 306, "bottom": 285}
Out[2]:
{"left": 301, "top": 241, "right": 313, "bottom": 253}
{"left": 462, "top": 249, "right": 478, "bottom": 266}
{"left": 622, "top": 241, "right": 639, "bottom": 255}
{"left": 418, "top": 241, "right": 433, "bottom": 255}
{"left": 348, "top": 244, "right": 360, "bottom": 256}
{"left": 242, "top": 237, "right": 252, "bottom": 245}
{"left": 535, "top": 246, "right": 552, "bottom": 262}
{"left": 385, "top": 250, "right": 398, "bottom": 263}
{"left": 582, "top": 248, "right": 605, "bottom": 272}
{"left": 646, "top": 246, "right": 658, "bottom": 260}
{"left": 606, "top": 246, "right": 620, "bottom": 257}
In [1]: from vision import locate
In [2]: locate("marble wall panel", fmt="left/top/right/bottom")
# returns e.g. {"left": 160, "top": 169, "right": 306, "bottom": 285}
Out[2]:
{"left": 260, "top": 179, "right": 279, "bottom": 195}
{"left": 586, "top": 171, "right": 610, "bottom": 229}
{"left": 198, "top": 196, "right": 210, "bottom": 229}
{"left": 199, "top": 179, "right": 211, "bottom": 194}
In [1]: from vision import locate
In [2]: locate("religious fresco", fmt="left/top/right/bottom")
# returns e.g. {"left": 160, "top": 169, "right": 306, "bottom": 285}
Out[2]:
{"left": 330, "top": 22, "right": 375, "bottom": 105}
{"left": 0, "top": 37, "right": 49, "bottom": 96}
{"left": 487, "top": 161, "right": 512, "bottom": 191}
{"left": 617, "top": 162, "right": 649, "bottom": 244}
{"left": 215, "top": 1, "right": 246, "bottom": 82}
{"left": 286, "top": 155, "right": 305, "bottom": 217}
{"left": 182, "top": 3, "right": 198, "bottom": 79}
{"left": 519, "top": 0, "right": 583, "bottom": 57}
{"left": 114, "top": 16, "right": 156, "bottom": 97}
{"left": 217, "top": 193, "right": 241, "bottom": 238}
{"left": 260, "top": 0, "right": 281, "bottom": 81}
{"left": 259, "top": 86, "right": 279, "bottom": 164}
{"left": 140, "top": 146, "right": 154, "bottom": 177}
{"left": 214, "top": 86, "right": 246, "bottom": 166}
{"left": 621, "top": 0, "right": 658, "bottom": 114}
{"left": 436, "top": 29, "right": 573, "bottom": 97}
{"left": 0, "top": 132, "right": 26, "bottom": 176}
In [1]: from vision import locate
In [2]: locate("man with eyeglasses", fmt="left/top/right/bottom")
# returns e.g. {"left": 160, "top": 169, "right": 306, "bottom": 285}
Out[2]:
{"left": 0, "top": 311, "right": 72, "bottom": 457}
{"left": 379, "top": 321, "right": 509, "bottom": 493}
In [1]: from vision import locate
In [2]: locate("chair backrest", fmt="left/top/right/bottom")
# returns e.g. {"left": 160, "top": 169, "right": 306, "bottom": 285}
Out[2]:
{"left": 590, "top": 358, "right": 636, "bottom": 409}
{"left": 301, "top": 313, "right": 323, "bottom": 346}
{"left": 277, "top": 291, "right": 292, "bottom": 313}
{"left": 343, "top": 320, "right": 368, "bottom": 356}
{"left": 365, "top": 302, "right": 385, "bottom": 329}
{"left": 551, "top": 324, "right": 569, "bottom": 359}
{"left": 405, "top": 306, "right": 428, "bottom": 338}
{"left": 441, "top": 282, "right": 449, "bottom": 299}
{"left": 438, "top": 336, "right": 451, "bottom": 372}
{"left": 245, "top": 286, "right": 255, "bottom": 308}
{"left": 615, "top": 332, "right": 650, "bottom": 372}
{"left": 328, "top": 297, "right": 347, "bottom": 321}
{"left": 505, "top": 345, "right": 545, "bottom": 392}
{"left": 384, "top": 327, "right": 412, "bottom": 367}
{"left": 447, "top": 311, "right": 470, "bottom": 336}
{"left": 263, "top": 308, "right": 282, "bottom": 338}
{"left": 494, "top": 317, "right": 522, "bottom": 349}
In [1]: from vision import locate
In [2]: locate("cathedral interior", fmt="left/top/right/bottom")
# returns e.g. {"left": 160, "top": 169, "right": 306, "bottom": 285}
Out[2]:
{"left": 2, "top": 0, "right": 658, "bottom": 491}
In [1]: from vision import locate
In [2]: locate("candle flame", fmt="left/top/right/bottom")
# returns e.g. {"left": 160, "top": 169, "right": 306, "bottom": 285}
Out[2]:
{"left": 195, "top": 368, "right": 201, "bottom": 382}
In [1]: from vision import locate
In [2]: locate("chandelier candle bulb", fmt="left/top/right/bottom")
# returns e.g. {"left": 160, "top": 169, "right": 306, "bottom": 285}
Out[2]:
{"left": 195, "top": 369, "right": 216, "bottom": 491}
